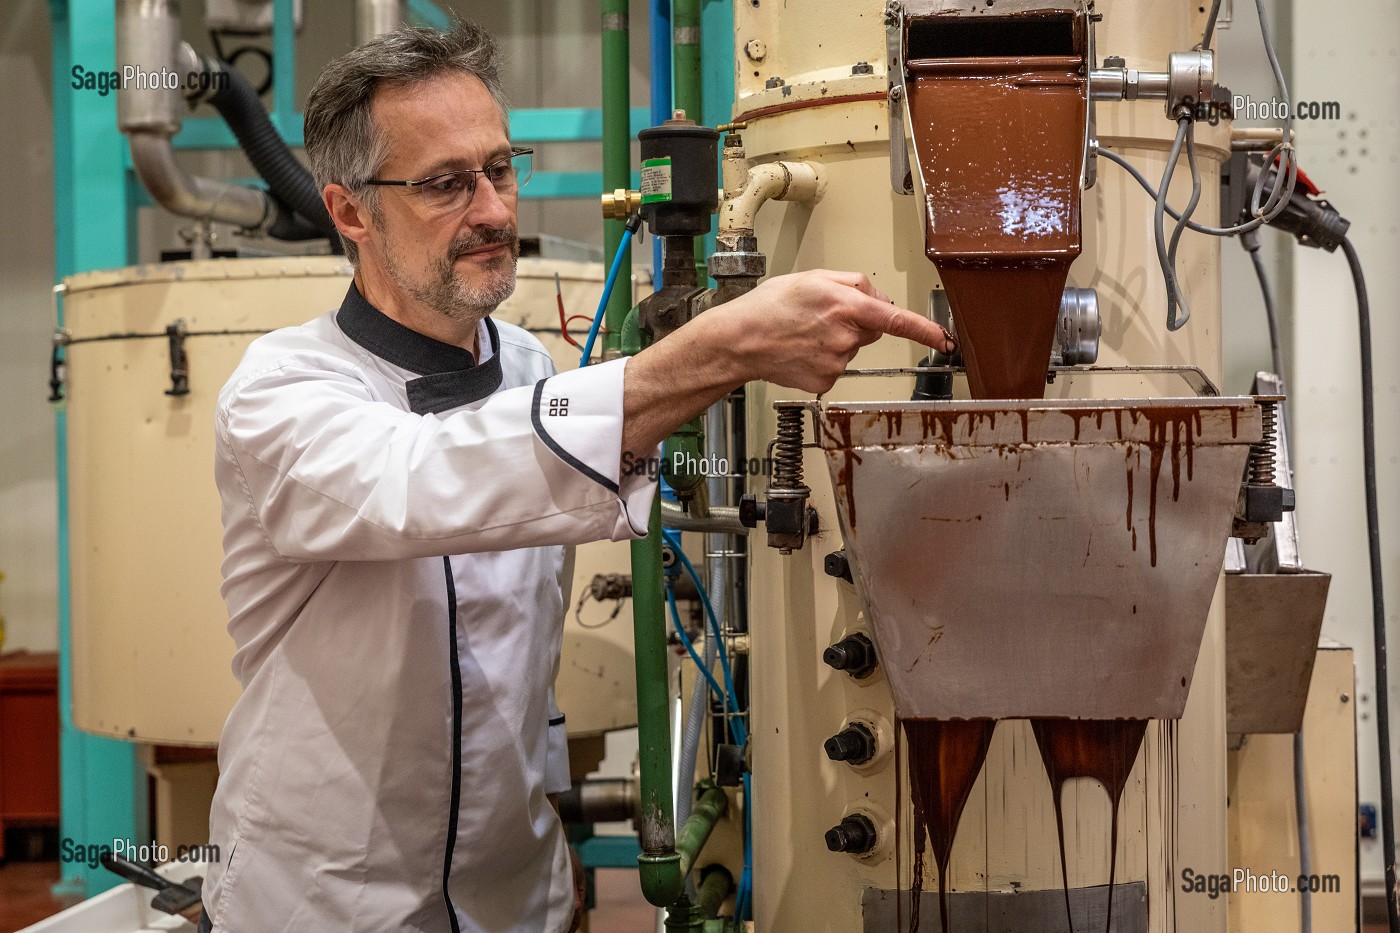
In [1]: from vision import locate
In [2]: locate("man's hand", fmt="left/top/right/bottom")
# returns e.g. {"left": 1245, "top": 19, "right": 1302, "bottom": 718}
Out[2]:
{"left": 622, "top": 269, "right": 954, "bottom": 459}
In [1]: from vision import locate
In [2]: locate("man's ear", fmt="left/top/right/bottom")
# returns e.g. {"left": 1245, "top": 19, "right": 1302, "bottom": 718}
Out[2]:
{"left": 323, "top": 183, "right": 373, "bottom": 253}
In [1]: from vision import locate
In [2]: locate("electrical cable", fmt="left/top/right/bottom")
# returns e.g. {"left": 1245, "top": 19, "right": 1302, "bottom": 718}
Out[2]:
{"left": 1339, "top": 236, "right": 1399, "bottom": 933}
{"left": 1200, "top": 0, "right": 1224, "bottom": 50}
{"left": 1154, "top": 116, "right": 1194, "bottom": 330}
{"left": 1295, "top": 728, "right": 1314, "bottom": 933}
{"left": 1242, "top": 231, "right": 1284, "bottom": 379}
{"left": 1101, "top": 0, "right": 1299, "bottom": 245}
{"left": 556, "top": 272, "right": 582, "bottom": 350}
{"left": 580, "top": 211, "right": 642, "bottom": 367}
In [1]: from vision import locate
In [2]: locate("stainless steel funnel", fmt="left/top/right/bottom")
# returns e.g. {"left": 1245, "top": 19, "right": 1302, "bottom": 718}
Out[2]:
{"left": 810, "top": 397, "right": 1262, "bottom": 721}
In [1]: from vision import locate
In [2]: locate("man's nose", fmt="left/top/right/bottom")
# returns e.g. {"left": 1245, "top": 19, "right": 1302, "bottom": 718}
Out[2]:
{"left": 465, "top": 176, "right": 514, "bottom": 229}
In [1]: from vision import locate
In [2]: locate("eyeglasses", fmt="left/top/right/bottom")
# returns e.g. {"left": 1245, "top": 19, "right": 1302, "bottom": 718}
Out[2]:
{"left": 363, "top": 148, "right": 533, "bottom": 214}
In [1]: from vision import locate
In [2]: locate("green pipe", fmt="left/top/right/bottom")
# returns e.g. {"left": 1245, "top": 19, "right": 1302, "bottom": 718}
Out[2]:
{"left": 672, "top": 0, "right": 702, "bottom": 121}
{"left": 631, "top": 496, "right": 677, "bottom": 880}
{"left": 662, "top": 416, "right": 706, "bottom": 501}
{"left": 602, "top": 0, "right": 633, "bottom": 353}
{"left": 671, "top": 0, "right": 707, "bottom": 281}
{"left": 639, "top": 784, "right": 728, "bottom": 907}
{"left": 695, "top": 865, "right": 734, "bottom": 919}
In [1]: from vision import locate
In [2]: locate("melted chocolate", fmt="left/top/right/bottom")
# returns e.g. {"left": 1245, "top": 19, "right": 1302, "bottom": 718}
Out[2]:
{"left": 1032, "top": 719, "right": 1149, "bottom": 933}
{"left": 903, "top": 719, "right": 997, "bottom": 932}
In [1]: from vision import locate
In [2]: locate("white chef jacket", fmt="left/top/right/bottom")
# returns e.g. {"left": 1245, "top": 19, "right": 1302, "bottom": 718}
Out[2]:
{"left": 203, "top": 284, "right": 656, "bottom": 932}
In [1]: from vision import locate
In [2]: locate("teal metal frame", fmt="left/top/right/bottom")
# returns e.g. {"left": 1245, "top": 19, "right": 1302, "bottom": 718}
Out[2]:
{"left": 48, "top": 0, "right": 143, "bottom": 899}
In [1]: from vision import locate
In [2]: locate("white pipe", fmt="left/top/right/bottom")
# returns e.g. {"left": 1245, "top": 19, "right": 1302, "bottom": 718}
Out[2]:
{"left": 718, "top": 160, "right": 827, "bottom": 241}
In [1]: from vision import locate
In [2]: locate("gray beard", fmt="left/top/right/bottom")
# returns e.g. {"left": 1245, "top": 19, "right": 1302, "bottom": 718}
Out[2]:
{"left": 384, "top": 227, "right": 520, "bottom": 326}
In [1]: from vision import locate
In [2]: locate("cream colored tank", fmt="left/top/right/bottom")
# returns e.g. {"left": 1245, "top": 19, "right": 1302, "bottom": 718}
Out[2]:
{"left": 732, "top": 1, "right": 1232, "bottom": 930}
{"left": 62, "top": 256, "right": 641, "bottom": 747}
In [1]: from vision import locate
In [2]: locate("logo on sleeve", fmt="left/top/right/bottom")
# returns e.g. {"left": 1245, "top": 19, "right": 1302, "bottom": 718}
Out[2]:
{"left": 548, "top": 397, "right": 570, "bottom": 417}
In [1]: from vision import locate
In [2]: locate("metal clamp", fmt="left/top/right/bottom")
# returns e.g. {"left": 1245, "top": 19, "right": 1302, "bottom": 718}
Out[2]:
{"left": 884, "top": 1, "right": 914, "bottom": 196}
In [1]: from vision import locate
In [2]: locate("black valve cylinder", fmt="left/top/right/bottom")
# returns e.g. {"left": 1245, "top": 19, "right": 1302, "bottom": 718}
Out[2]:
{"left": 637, "top": 120, "right": 719, "bottom": 237}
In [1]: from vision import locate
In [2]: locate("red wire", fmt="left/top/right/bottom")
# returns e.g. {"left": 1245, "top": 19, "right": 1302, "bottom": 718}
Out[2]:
{"left": 556, "top": 281, "right": 582, "bottom": 349}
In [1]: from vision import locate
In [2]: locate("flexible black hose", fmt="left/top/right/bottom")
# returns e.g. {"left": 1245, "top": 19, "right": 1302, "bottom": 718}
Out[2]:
{"left": 1341, "top": 235, "right": 1399, "bottom": 933}
{"left": 208, "top": 63, "right": 336, "bottom": 238}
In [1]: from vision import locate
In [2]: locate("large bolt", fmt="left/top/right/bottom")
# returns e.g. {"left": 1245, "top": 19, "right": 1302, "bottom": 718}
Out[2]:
{"left": 825, "top": 813, "right": 877, "bottom": 854}
{"left": 824, "top": 723, "right": 876, "bottom": 765}
{"left": 824, "top": 549, "right": 853, "bottom": 583}
{"left": 823, "top": 633, "right": 878, "bottom": 679}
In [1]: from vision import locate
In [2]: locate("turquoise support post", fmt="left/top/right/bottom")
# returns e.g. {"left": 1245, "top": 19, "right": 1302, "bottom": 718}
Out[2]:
{"left": 271, "top": 0, "right": 297, "bottom": 139}
{"left": 48, "top": 0, "right": 143, "bottom": 898}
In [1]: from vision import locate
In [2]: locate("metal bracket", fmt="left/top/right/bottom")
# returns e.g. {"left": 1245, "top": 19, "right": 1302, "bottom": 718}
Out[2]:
{"left": 884, "top": 2, "right": 914, "bottom": 195}
{"left": 839, "top": 363, "right": 1222, "bottom": 398}
{"left": 164, "top": 319, "right": 190, "bottom": 397}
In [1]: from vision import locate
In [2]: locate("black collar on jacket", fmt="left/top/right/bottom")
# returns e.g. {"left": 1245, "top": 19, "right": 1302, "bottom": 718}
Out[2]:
{"left": 335, "top": 282, "right": 504, "bottom": 414}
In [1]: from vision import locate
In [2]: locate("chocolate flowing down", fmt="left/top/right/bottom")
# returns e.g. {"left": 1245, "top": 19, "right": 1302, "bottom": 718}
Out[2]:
{"left": 903, "top": 719, "right": 997, "bottom": 933}
{"left": 908, "top": 47, "right": 1087, "bottom": 399}
{"left": 1032, "top": 719, "right": 1150, "bottom": 933}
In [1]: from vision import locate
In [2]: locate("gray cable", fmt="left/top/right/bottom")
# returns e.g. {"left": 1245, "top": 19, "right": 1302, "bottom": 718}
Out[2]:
{"left": 1101, "top": 0, "right": 1299, "bottom": 242}
{"left": 1155, "top": 117, "right": 1193, "bottom": 330}
{"left": 1164, "top": 118, "right": 1204, "bottom": 330}
{"left": 1200, "top": 0, "right": 1223, "bottom": 49}
{"left": 1295, "top": 729, "right": 1313, "bottom": 933}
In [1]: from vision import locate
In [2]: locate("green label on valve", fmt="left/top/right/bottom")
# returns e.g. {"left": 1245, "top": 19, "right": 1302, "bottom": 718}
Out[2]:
{"left": 640, "top": 157, "right": 673, "bottom": 204}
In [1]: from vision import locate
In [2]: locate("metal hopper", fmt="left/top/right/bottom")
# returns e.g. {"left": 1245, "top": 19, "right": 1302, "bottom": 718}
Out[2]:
{"left": 810, "top": 396, "right": 1263, "bottom": 721}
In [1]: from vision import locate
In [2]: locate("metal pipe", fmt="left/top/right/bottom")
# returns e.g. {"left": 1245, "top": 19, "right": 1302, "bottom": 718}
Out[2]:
{"left": 671, "top": 0, "right": 704, "bottom": 281}
{"left": 639, "top": 783, "right": 728, "bottom": 906}
{"left": 649, "top": 0, "right": 672, "bottom": 285}
{"left": 695, "top": 865, "right": 734, "bottom": 919}
{"left": 633, "top": 497, "right": 682, "bottom": 904}
{"left": 672, "top": 0, "right": 702, "bottom": 121}
{"left": 356, "top": 0, "right": 403, "bottom": 45}
{"left": 556, "top": 777, "right": 640, "bottom": 825}
{"left": 117, "top": 0, "right": 275, "bottom": 232}
{"left": 127, "top": 134, "right": 272, "bottom": 231}
{"left": 602, "top": 0, "right": 633, "bottom": 355}
{"left": 661, "top": 500, "right": 747, "bottom": 534}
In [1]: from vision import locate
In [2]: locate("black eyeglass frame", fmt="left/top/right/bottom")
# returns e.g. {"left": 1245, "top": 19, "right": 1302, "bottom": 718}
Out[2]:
{"left": 360, "top": 147, "right": 534, "bottom": 195}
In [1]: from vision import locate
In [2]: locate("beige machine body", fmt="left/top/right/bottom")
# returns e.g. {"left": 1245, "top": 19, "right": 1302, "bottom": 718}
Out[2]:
{"left": 731, "top": 1, "right": 1250, "bottom": 930}
{"left": 63, "top": 257, "right": 640, "bottom": 749}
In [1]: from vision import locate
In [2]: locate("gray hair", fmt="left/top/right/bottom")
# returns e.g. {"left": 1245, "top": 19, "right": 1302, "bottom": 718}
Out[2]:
{"left": 304, "top": 21, "right": 511, "bottom": 264}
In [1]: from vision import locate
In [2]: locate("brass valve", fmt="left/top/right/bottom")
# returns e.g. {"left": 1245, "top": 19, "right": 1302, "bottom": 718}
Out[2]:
{"left": 601, "top": 188, "right": 642, "bottom": 220}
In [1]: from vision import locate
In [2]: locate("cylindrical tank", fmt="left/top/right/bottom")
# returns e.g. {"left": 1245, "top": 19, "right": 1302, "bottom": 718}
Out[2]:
{"left": 63, "top": 257, "right": 642, "bottom": 749}
{"left": 731, "top": 2, "right": 1232, "bottom": 930}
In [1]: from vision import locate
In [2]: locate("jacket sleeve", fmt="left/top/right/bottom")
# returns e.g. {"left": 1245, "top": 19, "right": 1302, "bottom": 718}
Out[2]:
{"left": 216, "top": 353, "right": 657, "bottom": 562}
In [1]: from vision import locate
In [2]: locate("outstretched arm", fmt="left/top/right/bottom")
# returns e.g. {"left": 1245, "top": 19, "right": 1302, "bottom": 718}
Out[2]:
{"left": 622, "top": 269, "right": 955, "bottom": 460}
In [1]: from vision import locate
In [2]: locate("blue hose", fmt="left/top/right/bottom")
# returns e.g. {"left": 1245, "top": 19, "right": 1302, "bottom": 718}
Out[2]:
{"left": 580, "top": 212, "right": 641, "bottom": 367}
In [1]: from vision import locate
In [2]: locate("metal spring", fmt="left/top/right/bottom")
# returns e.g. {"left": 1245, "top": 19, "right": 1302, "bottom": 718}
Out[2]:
{"left": 773, "top": 404, "right": 806, "bottom": 490}
{"left": 1250, "top": 400, "right": 1278, "bottom": 486}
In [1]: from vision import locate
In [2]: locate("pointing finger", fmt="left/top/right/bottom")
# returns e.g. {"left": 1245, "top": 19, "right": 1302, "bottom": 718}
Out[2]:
{"left": 846, "top": 296, "right": 956, "bottom": 354}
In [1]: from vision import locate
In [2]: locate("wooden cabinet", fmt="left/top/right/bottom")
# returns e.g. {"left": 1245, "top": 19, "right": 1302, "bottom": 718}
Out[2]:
{"left": 0, "top": 652, "right": 60, "bottom": 861}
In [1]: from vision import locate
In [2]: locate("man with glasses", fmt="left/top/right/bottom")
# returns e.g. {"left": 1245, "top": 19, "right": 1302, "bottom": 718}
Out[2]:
{"left": 202, "top": 20, "right": 952, "bottom": 933}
